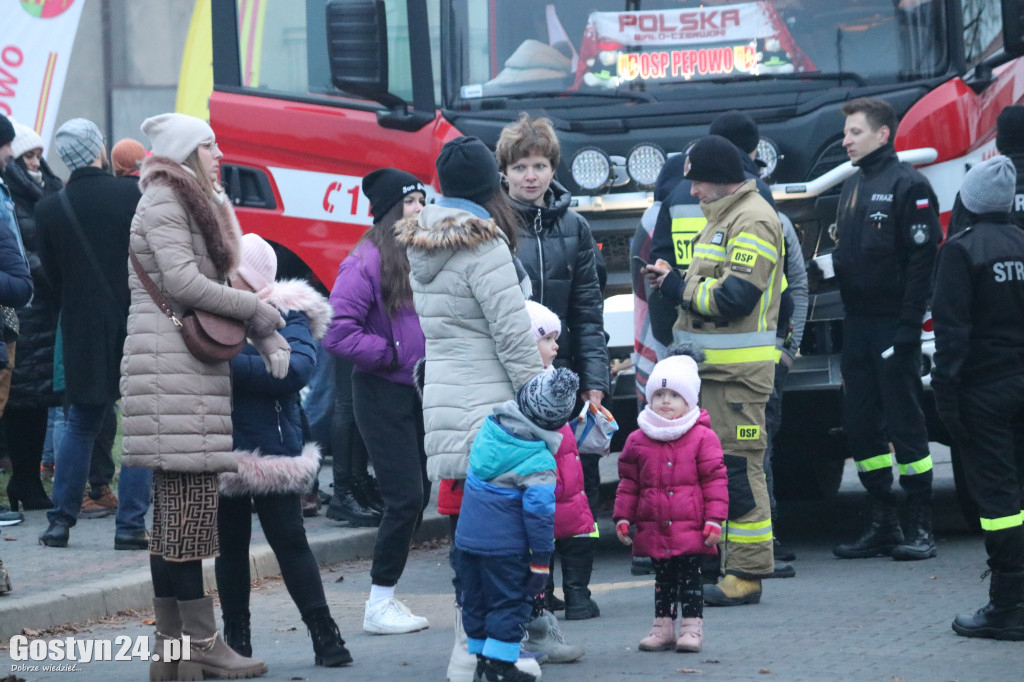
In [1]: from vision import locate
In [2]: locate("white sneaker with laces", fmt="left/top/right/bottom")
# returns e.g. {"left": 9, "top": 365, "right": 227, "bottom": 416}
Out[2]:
{"left": 363, "top": 597, "right": 430, "bottom": 635}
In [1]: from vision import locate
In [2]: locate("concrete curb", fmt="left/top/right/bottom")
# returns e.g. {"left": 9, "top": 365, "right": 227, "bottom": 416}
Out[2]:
{"left": 0, "top": 514, "right": 448, "bottom": 642}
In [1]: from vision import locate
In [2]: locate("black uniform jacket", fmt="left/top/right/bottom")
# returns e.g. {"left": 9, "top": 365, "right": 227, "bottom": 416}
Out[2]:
{"left": 932, "top": 214, "right": 1024, "bottom": 388}
{"left": 833, "top": 143, "right": 941, "bottom": 334}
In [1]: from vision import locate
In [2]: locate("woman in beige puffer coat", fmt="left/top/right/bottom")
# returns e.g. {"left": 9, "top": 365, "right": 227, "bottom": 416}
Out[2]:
{"left": 119, "top": 113, "right": 287, "bottom": 681}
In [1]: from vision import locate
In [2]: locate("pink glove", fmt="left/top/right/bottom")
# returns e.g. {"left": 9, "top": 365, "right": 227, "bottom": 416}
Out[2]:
{"left": 616, "top": 520, "right": 632, "bottom": 546}
{"left": 702, "top": 521, "right": 722, "bottom": 547}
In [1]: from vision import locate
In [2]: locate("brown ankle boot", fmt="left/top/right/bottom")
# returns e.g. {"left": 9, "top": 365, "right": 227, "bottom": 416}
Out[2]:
{"left": 638, "top": 617, "right": 676, "bottom": 651}
{"left": 151, "top": 598, "right": 181, "bottom": 681}
{"left": 676, "top": 617, "right": 703, "bottom": 652}
{"left": 177, "top": 596, "right": 267, "bottom": 680}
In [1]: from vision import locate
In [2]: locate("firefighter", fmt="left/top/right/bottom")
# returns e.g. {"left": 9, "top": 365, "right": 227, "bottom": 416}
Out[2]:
{"left": 645, "top": 135, "right": 784, "bottom": 605}
{"left": 932, "top": 156, "right": 1024, "bottom": 641}
{"left": 830, "top": 98, "right": 942, "bottom": 561}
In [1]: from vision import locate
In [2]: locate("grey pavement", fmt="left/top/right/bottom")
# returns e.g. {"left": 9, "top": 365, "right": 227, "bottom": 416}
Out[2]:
{"left": 3, "top": 448, "right": 1023, "bottom": 682}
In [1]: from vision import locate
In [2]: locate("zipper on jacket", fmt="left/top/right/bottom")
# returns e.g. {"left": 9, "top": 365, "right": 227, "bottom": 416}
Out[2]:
{"left": 534, "top": 209, "right": 545, "bottom": 302}
{"left": 274, "top": 401, "right": 283, "bottom": 442}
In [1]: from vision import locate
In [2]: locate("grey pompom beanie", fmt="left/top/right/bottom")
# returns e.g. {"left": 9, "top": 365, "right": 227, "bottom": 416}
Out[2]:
{"left": 960, "top": 155, "right": 1017, "bottom": 215}
{"left": 516, "top": 367, "right": 580, "bottom": 431}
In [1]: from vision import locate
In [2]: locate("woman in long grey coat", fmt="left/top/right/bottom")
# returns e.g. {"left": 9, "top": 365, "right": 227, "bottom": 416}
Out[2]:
{"left": 395, "top": 136, "right": 543, "bottom": 682}
{"left": 120, "top": 113, "right": 288, "bottom": 681}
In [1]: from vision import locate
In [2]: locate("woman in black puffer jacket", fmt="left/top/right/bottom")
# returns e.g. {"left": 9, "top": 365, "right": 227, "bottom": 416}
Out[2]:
{"left": 1, "top": 123, "right": 63, "bottom": 510}
{"left": 496, "top": 112, "right": 609, "bottom": 622}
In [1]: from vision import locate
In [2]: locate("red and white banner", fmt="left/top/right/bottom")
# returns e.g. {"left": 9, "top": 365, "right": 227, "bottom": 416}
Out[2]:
{"left": 0, "top": 1, "right": 86, "bottom": 147}
{"left": 587, "top": 3, "right": 781, "bottom": 47}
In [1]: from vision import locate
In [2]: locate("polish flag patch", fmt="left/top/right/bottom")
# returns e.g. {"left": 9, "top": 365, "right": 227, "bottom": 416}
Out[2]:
{"left": 916, "top": 198, "right": 930, "bottom": 209}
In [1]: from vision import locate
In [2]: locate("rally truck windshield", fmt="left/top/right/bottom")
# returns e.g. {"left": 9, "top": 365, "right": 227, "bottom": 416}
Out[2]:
{"left": 450, "top": 0, "right": 949, "bottom": 104}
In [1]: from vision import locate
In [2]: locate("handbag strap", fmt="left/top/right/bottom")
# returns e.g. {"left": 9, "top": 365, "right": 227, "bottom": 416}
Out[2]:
{"left": 58, "top": 189, "right": 127, "bottom": 333}
{"left": 128, "top": 250, "right": 182, "bottom": 327}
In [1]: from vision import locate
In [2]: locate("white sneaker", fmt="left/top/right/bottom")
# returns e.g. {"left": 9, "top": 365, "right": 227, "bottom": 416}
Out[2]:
{"left": 363, "top": 597, "right": 430, "bottom": 635}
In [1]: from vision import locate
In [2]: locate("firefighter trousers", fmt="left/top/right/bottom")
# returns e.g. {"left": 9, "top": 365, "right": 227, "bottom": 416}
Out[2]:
{"left": 700, "top": 380, "right": 773, "bottom": 578}
{"left": 955, "top": 375, "right": 1024, "bottom": 574}
{"left": 841, "top": 316, "right": 933, "bottom": 504}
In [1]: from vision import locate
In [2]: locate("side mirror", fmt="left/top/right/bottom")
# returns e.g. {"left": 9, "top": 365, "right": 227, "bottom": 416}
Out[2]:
{"left": 326, "top": 0, "right": 399, "bottom": 106}
{"left": 1003, "top": 0, "right": 1024, "bottom": 57}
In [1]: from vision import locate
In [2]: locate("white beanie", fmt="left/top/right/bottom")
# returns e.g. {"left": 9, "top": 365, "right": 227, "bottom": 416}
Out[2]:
{"left": 11, "top": 122, "right": 44, "bottom": 160}
{"left": 141, "top": 113, "right": 215, "bottom": 164}
{"left": 237, "top": 233, "right": 278, "bottom": 295}
{"left": 960, "top": 155, "right": 1017, "bottom": 215}
{"left": 645, "top": 354, "right": 701, "bottom": 408}
{"left": 525, "top": 300, "right": 561, "bottom": 341}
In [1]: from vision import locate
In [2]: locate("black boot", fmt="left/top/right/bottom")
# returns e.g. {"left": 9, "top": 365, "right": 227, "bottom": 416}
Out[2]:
{"left": 953, "top": 570, "right": 1024, "bottom": 641}
{"left": 560, "top": 537, "right": 600, "bottom": 620}
{"left": 303, "top": 607, "right": 353, "bottom": 667}
{"left": 632, "top": 556, "right": 655, "bottom": 576}
{"left": 38, "top": 517, "right": 71, "bottom": 547}
{"left": 352, "top": 472, "right": 385, "bottom": 515}
{"left": 6, "top": 448, "right": 53, "bottom": 511}
{"left": 222, "top": 613, "right": 252, "bottom": 657}
{"left": 325, "top": 480, "right": 381, "bottom": 527}
{"left": 833, "top": 498, "right": 904, "bottom": 559}
{"left": 892, "top": 498, "right": 937, "bottom": 561}
{"left": 474, "top": 655, "right": 538, "bottom": 682}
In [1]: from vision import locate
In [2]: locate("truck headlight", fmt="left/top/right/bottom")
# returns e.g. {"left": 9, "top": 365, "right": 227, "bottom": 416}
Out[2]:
{"left": 571, "top": 148, "right": 612, "bottom": 192}
{"left": 626, "top": 144, "right": 666, "bottom": 189}
{"left": 756, "top": 138, "right": 780, "bottom": 179}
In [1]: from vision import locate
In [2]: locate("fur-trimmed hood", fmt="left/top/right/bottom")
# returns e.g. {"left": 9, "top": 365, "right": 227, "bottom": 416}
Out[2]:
{"left": 262, "top": 278, "right": 333, "bottom": 341}
{"left": 139, "top": 156, "right": 241, "bottom": 277}
{"left": 218, "top": 441, "right": 322, "bottom": 496}
{"left": 396, "top": 204, "right": 508, "bottom": 284}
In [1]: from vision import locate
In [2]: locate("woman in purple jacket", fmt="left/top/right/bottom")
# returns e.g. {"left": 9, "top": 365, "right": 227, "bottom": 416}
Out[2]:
{"left": 324, "top": 168, "right": 431, "bottom": 636}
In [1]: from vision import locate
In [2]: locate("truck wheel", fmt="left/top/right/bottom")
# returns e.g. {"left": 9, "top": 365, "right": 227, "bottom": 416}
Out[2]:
{"left": 949, "top": 443, "right": 981, "bottom": 533}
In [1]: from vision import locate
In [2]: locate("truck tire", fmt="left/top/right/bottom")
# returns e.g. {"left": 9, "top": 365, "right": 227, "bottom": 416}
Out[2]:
{"left": 772, "top": 390, "right": 846, "bottom": 500}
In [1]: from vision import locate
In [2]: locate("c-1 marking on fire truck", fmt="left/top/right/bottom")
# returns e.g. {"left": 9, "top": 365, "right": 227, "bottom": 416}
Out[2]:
{"left": 267, "top": 167, "right": 375, "bottom": 226}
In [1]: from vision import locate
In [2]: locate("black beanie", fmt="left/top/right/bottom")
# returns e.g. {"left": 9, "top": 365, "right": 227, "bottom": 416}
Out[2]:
{"left": 683, "top": 135, "right": 746, "bottom": 184}
{"left": 709, "top": 110, "right": 759, "bottom": 154}
{"left": 362, "top": 168, "right": 425, "bottom": 220}
{"left": 435, "top": 136, "right": 500, "bottom": 205}
{"left": 0, "top": 115, "right": 14, "bottom": 148}
{"left": 997, "top": 105, "right": 1024, "bottom": 155}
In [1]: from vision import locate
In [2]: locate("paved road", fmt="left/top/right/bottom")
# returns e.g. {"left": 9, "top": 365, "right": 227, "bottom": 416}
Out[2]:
{"left": 2, "top": 453, "right": 1019, "bottom": 682}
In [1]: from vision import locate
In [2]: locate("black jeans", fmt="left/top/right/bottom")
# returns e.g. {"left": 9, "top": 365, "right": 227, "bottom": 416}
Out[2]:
{"left": 330, "top": 357, "right": 369, "bottom": 488}
{"left": 653, "top": 555, "right": 703, "bottom": 619}
{"left": 352, "top": 371, "right": 429, "bottom": 587}
{"left": 841, "top": 316, "right": 932, "bottom": 503}
{"left": 87, "top": 403, "right": 118, "bottom": 490}
{"left": 956, "top": 375, "right": 1024, "bottom": 574}
{"left": 216, "top": 492, "right": 327, "bottom": 619}
{"left": 763, "top": 361, "right": 790, "bottom": 515}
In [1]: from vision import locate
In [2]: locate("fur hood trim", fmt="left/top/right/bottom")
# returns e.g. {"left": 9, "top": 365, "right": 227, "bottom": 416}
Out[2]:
{"left": 218, "top": 442, "right": 322, "bottom": 497}
{"left": 394, "top": 204, "right": 507, "bottom": 252}
{"left": 262, "top": 278, "right": 333, "bottom": 341}
{"left": 139, "top": 156, "right": 241, "bottom": 277}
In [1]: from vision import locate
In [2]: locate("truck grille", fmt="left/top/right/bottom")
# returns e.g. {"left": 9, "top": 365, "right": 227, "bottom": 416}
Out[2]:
{"left": 599, "top": 231, "right": 633, "bottom": 274}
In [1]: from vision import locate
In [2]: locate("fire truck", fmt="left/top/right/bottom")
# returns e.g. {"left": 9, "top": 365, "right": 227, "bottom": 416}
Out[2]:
{"left": 208, "top": 0, "right": 1024, "bottom": 510}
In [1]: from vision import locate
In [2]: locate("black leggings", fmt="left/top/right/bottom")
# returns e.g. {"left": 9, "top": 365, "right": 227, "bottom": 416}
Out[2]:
{"left": 215, "top": 492, "right": 327, "bottom": 619}
{"left": 653, "top": 555, "right": 703, "bottom": 619}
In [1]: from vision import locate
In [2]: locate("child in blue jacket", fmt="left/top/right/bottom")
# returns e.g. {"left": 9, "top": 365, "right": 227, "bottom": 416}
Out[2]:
{"left": 214, "top": 234, "right": 351, "bottom": 669}
{"left": 455, "top": 367, "right": 579, "bottom": 682}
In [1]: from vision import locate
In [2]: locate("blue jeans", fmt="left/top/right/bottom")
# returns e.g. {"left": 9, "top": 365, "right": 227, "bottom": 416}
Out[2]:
{"left": 47, "top": 403, "right": 113, "bottom": 526}
{"left": 42, "top": 406, "right": 66, "bottom": 467}
{"left": 115, "top": 466, "right": 152, "bottom": 535}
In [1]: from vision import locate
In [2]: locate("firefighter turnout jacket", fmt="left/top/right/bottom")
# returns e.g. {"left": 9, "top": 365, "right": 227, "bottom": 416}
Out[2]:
{"left": 671, "top": 180, "right": 784, "bottom": 396}
{"left": 833, "top": 143, "right": 941, "bottom": 326}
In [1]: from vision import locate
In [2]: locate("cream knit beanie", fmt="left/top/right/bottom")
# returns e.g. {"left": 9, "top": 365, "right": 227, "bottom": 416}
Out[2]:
{"left": 141, "top": 113, "right": 215, "bottom": 164}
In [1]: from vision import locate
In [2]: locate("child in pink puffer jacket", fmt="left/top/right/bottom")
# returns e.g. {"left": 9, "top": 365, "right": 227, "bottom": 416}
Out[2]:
{"left": 614, "top": 347, "right": 728, "bottom": 654}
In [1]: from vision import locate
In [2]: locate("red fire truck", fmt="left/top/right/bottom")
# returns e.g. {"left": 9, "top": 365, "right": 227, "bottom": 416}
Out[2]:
{"left": 209, "top": 0, "right": 1024, "bottom": 509}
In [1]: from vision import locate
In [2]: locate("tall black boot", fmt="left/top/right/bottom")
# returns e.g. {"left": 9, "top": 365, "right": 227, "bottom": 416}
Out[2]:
{"left": 302, "top": 606, "right": 353, "bottom": 667}
{"left": 222, "top": 612, "right": 252, "bottom": 657}
{"left": 953, "top": 570, "right": 1024, "bottom": 641}
{"left": 325, "top": 479, "right": 381, "bottom": 527}
{"left": 892, "top": 498, "right": 937, "bottom": 561}
{"left": 833, "top": 498, "right": 904, "bottom": 559}
{"left": 6, "top": 439, "right": 52, "bottom": 511}
{"left": 560, "top": 537, "right": 600, "bottom": 620}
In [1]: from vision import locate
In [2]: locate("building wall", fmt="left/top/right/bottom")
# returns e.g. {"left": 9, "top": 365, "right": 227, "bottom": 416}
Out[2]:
{"left": 49, "top": 0, "right": 197, "bottom": 175}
